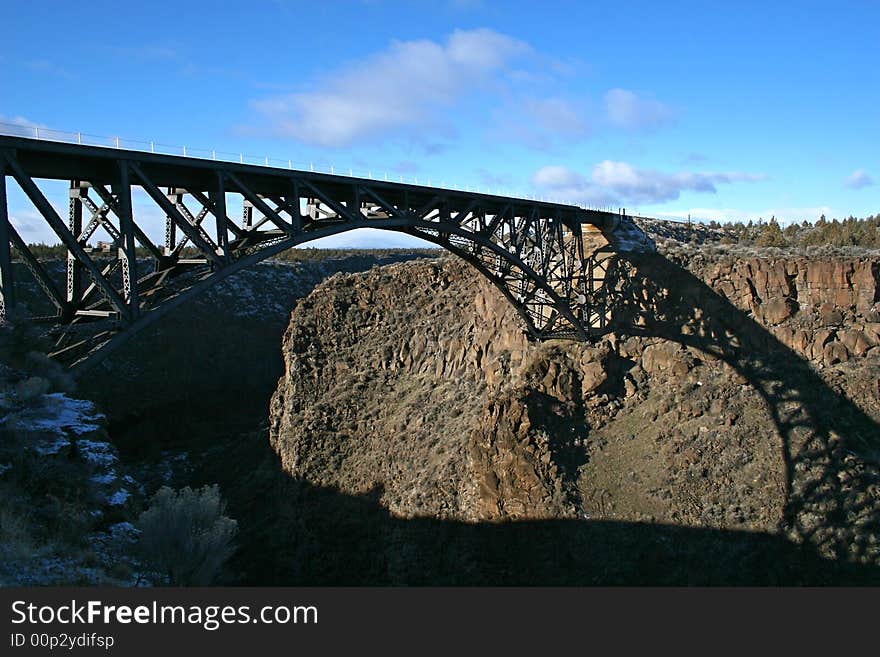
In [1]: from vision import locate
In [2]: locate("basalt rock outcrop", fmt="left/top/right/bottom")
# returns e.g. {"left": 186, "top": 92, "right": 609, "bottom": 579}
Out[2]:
{"left": 680, "top": 254, "right": 880, "bottom": 364}
{"left": 269, "top": 252, "right": 880, "bottom": 567}
{"left": 268, "top": 259, "right": 580, "bottom": 521}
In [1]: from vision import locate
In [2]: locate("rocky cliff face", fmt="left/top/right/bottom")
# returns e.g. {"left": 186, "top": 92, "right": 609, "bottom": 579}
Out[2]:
{"left": 269, "top": 252, "right": 880, "bottom": 566}
{"left": 268, "top": 259, "right": 562, "bottom": 522}
{"left": 683, "top": 254, "right": 880, "bottom": 363}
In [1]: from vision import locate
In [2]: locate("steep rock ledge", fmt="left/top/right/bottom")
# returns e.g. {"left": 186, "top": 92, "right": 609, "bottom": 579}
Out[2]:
{"left": 681, "top": 254, "right": 880, "bottom": 363}
{"left": 269, "top": 258, "right": 605, "bottom": 521}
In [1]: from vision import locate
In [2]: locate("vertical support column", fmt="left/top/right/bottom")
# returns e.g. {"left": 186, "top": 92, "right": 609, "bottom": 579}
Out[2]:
{"left": 351, "top": 184, "right": 361, "bottom": 222}
{"left": 164, "top": 186, "right": 176, "bottom": 255}
{"left": 0, "top": 165, "right": 14, "bottom": 322}
{"left": 242, "top": 201, "right": 253, "bottom": 230}
{"left": 290, "top": 179, "right": 303, "bottom": 232}
{"left": 211, "top": 172, "right": 229, "bottom": 261}
{"left": 65, "top": 181, "right": 84, "bottom": 319}
{"left": 114, "top": 161, "right": 139, "bottom": 320}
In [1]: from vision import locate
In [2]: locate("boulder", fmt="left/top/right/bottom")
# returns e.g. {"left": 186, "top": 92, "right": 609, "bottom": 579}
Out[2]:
{"left": 761, "top": 298, "right": 797, "bottom": 325}
{"left": 839, "top": 329, "right": 873, "bottom": 357}
{"left": 823, "top": 341, "right": 850, "bottom": 365}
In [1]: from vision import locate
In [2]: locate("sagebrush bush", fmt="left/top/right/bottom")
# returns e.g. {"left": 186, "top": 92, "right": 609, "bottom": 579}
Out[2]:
{"left": 0, "top": 316, "right": 49, "bottom": 369}
{"left": 0, "top": 316, "right": 74, "bottom": 396}
{"left": 24, "top": 352, "right": 75, "bottom": 393}
{"left": 13, "top": 376, "right": 50, "bottom": 404}
{"left": 137, "top": 485, "right": 238, "bottom": 586}
{"left": 0, "top": 504, "right": 36, "bottom": 563}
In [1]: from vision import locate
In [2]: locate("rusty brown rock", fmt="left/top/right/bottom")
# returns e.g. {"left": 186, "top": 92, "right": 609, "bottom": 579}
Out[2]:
{"left": 823, "top": 340, "right": 850, "bottom": 365}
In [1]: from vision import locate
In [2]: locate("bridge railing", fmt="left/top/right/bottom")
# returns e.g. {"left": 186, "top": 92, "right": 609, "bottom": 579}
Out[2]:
{"left": 0, "top": 121, "right": 625, "bottom": 212}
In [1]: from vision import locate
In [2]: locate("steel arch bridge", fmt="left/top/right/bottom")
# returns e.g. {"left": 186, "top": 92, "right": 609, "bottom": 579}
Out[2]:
{"left": 0, "top": 135, "right": 653, "bottom": 373}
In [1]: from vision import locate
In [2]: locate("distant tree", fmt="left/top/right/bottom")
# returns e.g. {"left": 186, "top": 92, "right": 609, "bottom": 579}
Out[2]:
{"left": 755, "top": 219, "right": 786, "bottom": 247}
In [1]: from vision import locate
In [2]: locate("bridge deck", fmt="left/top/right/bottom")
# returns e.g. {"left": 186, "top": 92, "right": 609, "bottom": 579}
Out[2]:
{"left": 0, "top": 136, "right": 612, "bottom": 227}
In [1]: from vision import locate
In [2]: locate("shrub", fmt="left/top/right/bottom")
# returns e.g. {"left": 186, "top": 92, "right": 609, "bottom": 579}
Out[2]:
{"left": 0, "top": 317, "right": 49, "bottom": 371}
{"left": 13, "top": 376, "right": 50, "bottom": 404}
{"left": 0, "top": 504, "right": 36, "bottom": 563}
{"left": 136, "top": 485, "right": 238, "bottom": 585}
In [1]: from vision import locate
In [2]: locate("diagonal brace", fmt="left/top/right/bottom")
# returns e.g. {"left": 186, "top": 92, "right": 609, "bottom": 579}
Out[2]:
{"left": 3, "top": 151, "right": 127, "bottom": 316}
{"left": 129, "top": 163, "right": 223, "bottom": 266}
{"left": 226, "top": 173, "right": 298, "bottom": 238}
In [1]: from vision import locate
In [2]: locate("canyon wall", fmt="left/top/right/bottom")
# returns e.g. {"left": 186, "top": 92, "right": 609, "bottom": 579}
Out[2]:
{"left": 269, "top": 252, "right": 880, "bottom": 566}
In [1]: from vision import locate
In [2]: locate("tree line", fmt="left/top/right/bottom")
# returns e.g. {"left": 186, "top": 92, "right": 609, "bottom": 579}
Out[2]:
{"left": 713, "top": 213, "right": 880, "bottom": 248}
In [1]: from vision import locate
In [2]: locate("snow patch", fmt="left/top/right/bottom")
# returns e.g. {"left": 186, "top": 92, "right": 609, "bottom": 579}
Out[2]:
{"left": 78, "top": 439, "right": 117, "bottom": 467}
{"left": 108, "top": 489, "right": 130, "bottom": 506}
{"left": 23, "top": 393, "right": 103, "bottom": 436}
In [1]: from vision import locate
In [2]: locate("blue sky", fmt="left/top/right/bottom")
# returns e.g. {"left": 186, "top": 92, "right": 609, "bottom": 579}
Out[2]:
{"left": 2, "top": 0, "right": 878, "bottom": 246}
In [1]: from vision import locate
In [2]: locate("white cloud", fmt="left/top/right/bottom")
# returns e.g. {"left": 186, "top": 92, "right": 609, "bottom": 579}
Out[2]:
{"left": 523, "top": 97, "right": 589, "bottom": 139}
{"left": 532, "top": 162, "right": 765, "bottom": 206}
{"left": 604, "top": 88, "right": 675, "bottom": 130}
{"left": 0, "top": 114, "right": 48, "bottom": 135}
{"left": 9, "top": 209, "right": 44, "bottom": 235}
{"left": 488, "top": 95, "right": 591, "bottom": 151}
{"left": 592, "top": 161, "right": 764, "bottom": 203}
{"left": 530, "top": 165, "right": 616, "bottom": 206}
{"left": 252, "top": 28, "right": 530, "bottom": 147}
{"left": 843, "top": 169, "right": 874, "bottom": 190}
{"left": 532, "top": 165, "right": 585, "bottom": 189}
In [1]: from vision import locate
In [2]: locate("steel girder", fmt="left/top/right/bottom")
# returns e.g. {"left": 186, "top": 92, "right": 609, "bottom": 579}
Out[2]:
{"left": 0, "top": 136, "right": 626, "bottom": 373}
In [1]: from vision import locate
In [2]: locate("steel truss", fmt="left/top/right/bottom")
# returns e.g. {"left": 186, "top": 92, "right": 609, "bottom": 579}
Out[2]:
{"left": 0, "top": 136, "right": 630, "bottom": 373}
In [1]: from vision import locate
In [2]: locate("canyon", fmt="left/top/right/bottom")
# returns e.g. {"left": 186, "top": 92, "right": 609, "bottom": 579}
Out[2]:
{"left": 4, "top": 231, "right": 879, "bottom": 584}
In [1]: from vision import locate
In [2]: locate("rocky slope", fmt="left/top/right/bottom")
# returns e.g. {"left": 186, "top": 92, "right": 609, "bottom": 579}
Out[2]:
{"left": 0, "top": 365, "right": 142, "bottom": 585}
{"left": 269, "top": 251, "right": 880, "bottom": 574}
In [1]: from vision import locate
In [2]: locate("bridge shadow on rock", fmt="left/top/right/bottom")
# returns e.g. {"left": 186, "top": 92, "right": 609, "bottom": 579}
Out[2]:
{"left": 599, "top": 252, "right": 880, "bottom": 565}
